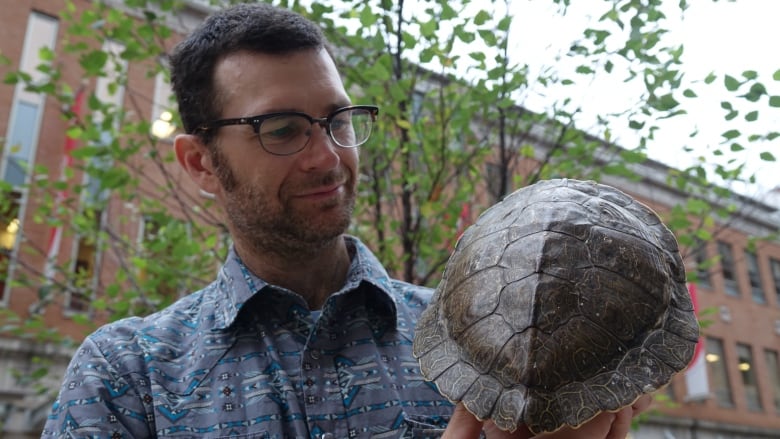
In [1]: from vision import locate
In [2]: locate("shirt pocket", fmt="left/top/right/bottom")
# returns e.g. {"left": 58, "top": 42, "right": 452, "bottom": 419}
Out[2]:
{"left": 401, "top": 413, "right": 449, "bottom": 439}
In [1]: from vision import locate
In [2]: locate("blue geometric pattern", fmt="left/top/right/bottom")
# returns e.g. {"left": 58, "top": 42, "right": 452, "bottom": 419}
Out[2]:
{"left": 41, "top": 236, "right": 453, "bottom": 438}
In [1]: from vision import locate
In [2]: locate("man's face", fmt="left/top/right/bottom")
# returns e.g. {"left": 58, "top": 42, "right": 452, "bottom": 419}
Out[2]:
{"left": 209, "top": 48, "right": 359, "bottom": 256}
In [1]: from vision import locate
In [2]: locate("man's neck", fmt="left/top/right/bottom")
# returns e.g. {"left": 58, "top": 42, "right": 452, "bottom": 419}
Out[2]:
{"left": 234, "top": 235, "right": 352, "bottom": 310}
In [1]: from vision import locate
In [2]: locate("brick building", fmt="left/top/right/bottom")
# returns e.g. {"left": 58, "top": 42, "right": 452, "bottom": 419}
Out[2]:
{"left": 599, "top": 171, "right": 780, "bottom": 438}
{"left": 1, "top": 0, "right": 779, "bottom": 437}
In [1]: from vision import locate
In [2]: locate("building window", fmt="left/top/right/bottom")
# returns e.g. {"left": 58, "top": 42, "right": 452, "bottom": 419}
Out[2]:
{"left": 0, "top": 192, "right": 22, "bottom": 303}
{"left": 69, "top": 240, "right": 95, "bottom": 312}
{"left": 745, "top": 251, "right": 765, "bottom": 304}
{"left": 150, "top": 72, "right": 176, "bottom": 140}
{"left": 770, "top": 258, "right": 780, "bottom": 307}
{"left": 705, "top": 336, "right": 733, "bottom": 407}
{"left": 717, "top": 241, "right": 739, "bottom": 297}
{"left": 736, "top": 343, "right": 762, "bottom": 411}
{"left": 67, "top": 210, "right": 103, "bottom": 313}
{"left": 765, "top": 349, "right": 780, "bottom": 415}
{"left": 692, "top": 239, "right": 712, "bottom": 288}
{"left": 1, "top": 12, "right": 59, "bottom": 186}
{"left": 4, "top": 101, "right": 40, "bottom": 186}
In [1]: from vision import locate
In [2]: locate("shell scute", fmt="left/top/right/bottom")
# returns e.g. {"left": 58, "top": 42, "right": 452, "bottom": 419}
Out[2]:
{"left": 585, "top": 372, "right": 629, "bottom": 410}
{"left": 442, "top": 267, "right": 504, "bottom": 337}
{"left": 491, "top": 331, "right": 534, "bottom": 387}
{"left": 435, "top": 359, "right": 480, "bottom": 401}
{"left": 457, "top": 313, "right": 515, "bottom": 374}
{"left": 494, "top": 388, "right": 528, "bottom": 431}
{"left": 576, "top": 268, "right": 663, "bottom": 342}
{"left": 462, "top": 375, "right": 505, "bottom": 420}
{"left": 554, "top": 381, "right": 600, "bottom": 427}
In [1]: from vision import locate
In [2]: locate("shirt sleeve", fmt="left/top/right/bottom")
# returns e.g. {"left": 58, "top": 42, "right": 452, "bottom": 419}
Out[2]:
{"left": 40, "top": 335, "right": 154, "bottom": 438}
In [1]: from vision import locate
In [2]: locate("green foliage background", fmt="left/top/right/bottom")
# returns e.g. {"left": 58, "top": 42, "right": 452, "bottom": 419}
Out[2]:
{"left": 0, "top": 0, "right": 777, "bottom": 343}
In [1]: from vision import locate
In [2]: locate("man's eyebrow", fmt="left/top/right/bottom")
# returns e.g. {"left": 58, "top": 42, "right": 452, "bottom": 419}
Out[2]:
{"left": 327, "top": 102, "right": 354, "bottom": 112}
{"left": 246, "top": 103, "right": 353, "bottom": 116}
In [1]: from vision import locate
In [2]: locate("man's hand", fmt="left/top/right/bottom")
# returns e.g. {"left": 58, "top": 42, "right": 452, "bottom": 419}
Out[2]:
{"left": 442, "top": 394, "right": 653, "bottom": 439}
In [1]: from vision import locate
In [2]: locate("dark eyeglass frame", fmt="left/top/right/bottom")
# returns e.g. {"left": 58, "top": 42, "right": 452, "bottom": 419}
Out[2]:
{"left": 195, "top": 105, "right": 379, "bottom": 156}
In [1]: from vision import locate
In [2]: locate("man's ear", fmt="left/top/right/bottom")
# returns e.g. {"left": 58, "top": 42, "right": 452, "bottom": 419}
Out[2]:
{"left": 174, "top": 134, "right": 221, "bottom": 195}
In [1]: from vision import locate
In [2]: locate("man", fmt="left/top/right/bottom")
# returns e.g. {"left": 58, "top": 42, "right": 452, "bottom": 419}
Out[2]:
{"left": 42, "top": 3, "right": 650, "bottom": 438}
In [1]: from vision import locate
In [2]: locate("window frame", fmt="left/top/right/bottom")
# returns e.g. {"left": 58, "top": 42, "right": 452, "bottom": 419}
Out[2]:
{"left": 1, "top": 12, "right": 59, "bottom": 186}
{"left": 706, "top": 336, "right": 734, "bottom": 408}
{"left": 770, "top": 257, "right": 780, "bottom": 307}
{"left": 745, "top": 251, "right": 766, "bottom": 304}
{"left": 736, "top": 342, "right": 763, "bottom": 412}
{"left": 717, "top": 241, "right": 740, "bottom": 297}
{"left": 764, "top": 349, "right": 780, "bottom": 415}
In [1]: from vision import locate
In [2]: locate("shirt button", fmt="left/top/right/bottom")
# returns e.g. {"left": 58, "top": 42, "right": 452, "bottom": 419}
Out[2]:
{"left": 310, "top": 350, "right": 320, "bottom": 360}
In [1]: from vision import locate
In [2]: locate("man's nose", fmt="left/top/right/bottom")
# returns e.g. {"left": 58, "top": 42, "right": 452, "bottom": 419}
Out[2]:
{"left": 300, "top": 123, "right": 339, "bottom": 170}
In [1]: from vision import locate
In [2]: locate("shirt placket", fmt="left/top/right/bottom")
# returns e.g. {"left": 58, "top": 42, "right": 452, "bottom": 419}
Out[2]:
{"left": 301, "top": 314, "right": 349, "bottom": 439}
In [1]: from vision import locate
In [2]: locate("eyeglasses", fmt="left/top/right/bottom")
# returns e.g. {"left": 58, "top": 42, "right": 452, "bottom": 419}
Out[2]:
{"left": 196, "top": 105, "right": 379, "bottom": 156}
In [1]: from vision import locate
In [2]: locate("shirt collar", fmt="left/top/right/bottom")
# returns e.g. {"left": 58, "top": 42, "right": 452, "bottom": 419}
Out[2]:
{"left": 211, "top": 235, "right": 398, "bottom": 330}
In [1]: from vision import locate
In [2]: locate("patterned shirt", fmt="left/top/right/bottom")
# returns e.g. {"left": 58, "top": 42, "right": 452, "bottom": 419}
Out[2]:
{"left": 42, "top": 236, "right": 454, "bottom": 438}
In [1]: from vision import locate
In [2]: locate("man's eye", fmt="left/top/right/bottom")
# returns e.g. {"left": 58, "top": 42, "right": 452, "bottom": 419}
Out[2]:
{"left": 265, "top": 125, "right": 294, "bottom": 138}
{"left": 330, "top": 116, "right": 351, "bottom": 132}
{"left": 261, "top": 117, "right": 305, "bottom": 141}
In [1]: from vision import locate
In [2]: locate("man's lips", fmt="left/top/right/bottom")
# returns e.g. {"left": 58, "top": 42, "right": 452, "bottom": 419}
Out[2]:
{"left": 295, "top": 182, "right": 345, "bottom": 198}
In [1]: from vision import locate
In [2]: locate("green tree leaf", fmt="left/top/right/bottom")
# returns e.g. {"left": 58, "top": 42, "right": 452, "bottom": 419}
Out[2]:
{"left": 358, "top": 7, "right": 377, "bottom": 26}
{"left": 723, "top": 74, "right": 740, "bottom": 91}
{"left": 79, "top": 50, "right": 108, "bottom": 75}
{"left": 721, "top": 129, "right": 741, "bottom": 141}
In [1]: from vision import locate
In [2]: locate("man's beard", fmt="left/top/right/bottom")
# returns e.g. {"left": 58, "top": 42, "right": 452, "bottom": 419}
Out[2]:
{"left": 211, "top": 148, "right": 355, "bottom": 258}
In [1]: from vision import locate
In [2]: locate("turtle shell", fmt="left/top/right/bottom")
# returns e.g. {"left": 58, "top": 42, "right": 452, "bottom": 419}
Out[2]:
{"left": 412, "top": 178, "right": 699, "bottom": 434}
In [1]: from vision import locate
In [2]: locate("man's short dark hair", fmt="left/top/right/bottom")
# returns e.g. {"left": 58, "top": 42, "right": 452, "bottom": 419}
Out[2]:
{"left": 170, "top": 3, "right": 328, "bottom": 143}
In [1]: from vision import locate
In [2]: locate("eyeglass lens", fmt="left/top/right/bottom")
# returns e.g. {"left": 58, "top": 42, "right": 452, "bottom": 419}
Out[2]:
{"left": 258, "top": 108, "right": 373, "bottom": 155}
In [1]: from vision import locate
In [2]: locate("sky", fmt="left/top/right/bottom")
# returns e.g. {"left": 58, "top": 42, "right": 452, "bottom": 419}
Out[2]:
{"left": 503, "top": 0, "right": 780, "bottom": 202}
